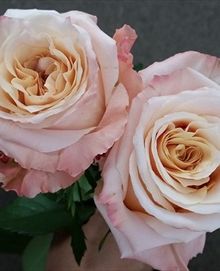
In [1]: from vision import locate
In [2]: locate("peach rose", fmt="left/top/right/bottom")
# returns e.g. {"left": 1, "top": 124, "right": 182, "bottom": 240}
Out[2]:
{"left": 96, "top": 51, "right": 220, "bottom": 271}
{"left": 0, "top": 9, "right": 129, "bottom": 197}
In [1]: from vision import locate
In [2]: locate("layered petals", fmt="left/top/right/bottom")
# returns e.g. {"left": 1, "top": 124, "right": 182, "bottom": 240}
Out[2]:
{"left": 58, "top": 84, "right": 129, "bottom": 177}
{"left": 96, "top": 51, "right": 220, "bottom": 270}
{"left": 0, "top": 9, "right": 129, "bottom": 197}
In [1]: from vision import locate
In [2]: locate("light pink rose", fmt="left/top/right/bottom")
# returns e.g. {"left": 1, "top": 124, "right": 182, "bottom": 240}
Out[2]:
{"left": 95, "top": 51, "right": 220, "bottom": 271}
{"left": 0, "top": 9, "right": 129, "bottom": 197}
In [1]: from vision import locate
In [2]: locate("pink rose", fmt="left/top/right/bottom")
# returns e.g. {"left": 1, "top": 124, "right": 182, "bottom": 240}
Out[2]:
{"left": 96, "top": 51, "right": 220, "bottom": 271}
{"left": 0, "top": 9, "right": 129, "bottom": 197}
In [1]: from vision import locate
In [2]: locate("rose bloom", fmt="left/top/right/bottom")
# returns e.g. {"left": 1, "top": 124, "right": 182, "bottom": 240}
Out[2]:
{"left": 0, "top": 9, "right": 129, "bottom": 197}
{"left": 95, "top": 51, "right": 220, "bottom": 271}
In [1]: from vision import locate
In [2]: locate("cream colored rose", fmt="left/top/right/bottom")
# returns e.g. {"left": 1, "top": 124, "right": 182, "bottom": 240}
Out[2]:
{"left": 0, "top": 9, "right": 129, "bottom": 197}
{"left": 131, "top": 91, "right": 220, "bottom": 216}
{"left": 0, "top": 16, "right": 88, "bottom": 118}
{"left": 96, "top": 51, "right": 220, "bottom": 271}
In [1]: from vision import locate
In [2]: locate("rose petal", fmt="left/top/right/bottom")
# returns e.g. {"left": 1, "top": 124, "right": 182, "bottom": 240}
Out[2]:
{"left": 113, "top": 24, "right": 143, "bottom": 101}
{"left": 95, "top": 190, "right": 205, "bottom": 271}
{"left": 62, "top": 10, "right": 119, "bottom": 104}
{"left": 0, "top": 118, "right": 94, "bottom": 152}
{"left": 4, "top": 168, "right": 73, "bottom": 197}
{"left": 0, "top": 138, "right": 58, "bottom": 173}
{"left": 58, "top": 84, "right": 129, "bottom": 177}
{"left": 139, "top": 51, "right": 220, "bottom": 87}
{"left": 113, "top": 24, "right": 137, "bottom": 66}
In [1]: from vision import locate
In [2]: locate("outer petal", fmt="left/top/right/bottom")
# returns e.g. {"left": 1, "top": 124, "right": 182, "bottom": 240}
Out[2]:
{"left": 148, "top": 67, "right": 220, "bottom": 97}
{"left": 113, "top": 25, "right": 143, "bottom": 100}
{"left": 62, "top": 10, "right": 119, "bottom": 104}
{"left": 132, "top": 235, "right": 205, "bottom": 271}
{"left": 4, "top": 168, "right": 74, "bottom": 198}
{"left": 113, "top": 89, "right": 155, "bottom": 195}
{"left": 4, "top": 9, "right": 58, "bottom": 18}
{"left": 58, "top": 84, "right": 129, "bottom": 177}
{"left": 139, "top": 51, "right": 220, "bottom": 87}
{"left": 0, "top": 118, "right": 94, "bottom": 152}
{"left": 0, "top": 138, "right": 59, "bottom": 173}
{"left": 95, "top": 196, "right": 205, "bottom": 271}
{"left": 113, "top": 24, "right": 137, "bottom": 66}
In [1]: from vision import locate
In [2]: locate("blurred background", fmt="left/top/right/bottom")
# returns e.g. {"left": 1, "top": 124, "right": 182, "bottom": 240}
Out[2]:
{"left": 0, "top": 0, "right": 220, "bottom": 270}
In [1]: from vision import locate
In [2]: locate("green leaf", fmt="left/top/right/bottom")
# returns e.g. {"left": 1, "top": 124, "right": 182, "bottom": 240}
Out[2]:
{"left": 70, "top": 201, "right": 76, "bottom": 217}
{"left": 43, "top": 164, "right": 101, "bottom": 265}
{"left": 0, "top": 229, "right": 31, "bottom": 254}
{"left": 85, "top": 164, "right": 101, "bottom": 189}
{"left": 134, "top": 63, "right": 144, "bottom": 71}
{"left": 78, "top": 175, "right": 92, "bottom": 193}
{"left": 70, "top": 218, "right": 86, "bottom": 265}
{"left": 22, "top": 233, "right": 53, "bottom": 271}
{"left": 77, "top": 203, "right": 96, "bottom": 225}
{"left": 71, "top": 175, "right": 93, "bottom": 203}
{"left": 63, "top": 164, "right": 101, "bottom": 209}
{"left": 0, "top": 194, "right": 72, "bottom": 235}
{"left": 72, "top": 183, "right": 81, "bottom": 202}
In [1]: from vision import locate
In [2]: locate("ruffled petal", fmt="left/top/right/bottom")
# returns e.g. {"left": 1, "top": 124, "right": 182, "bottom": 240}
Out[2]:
{"left": 0, "top": 138, "right": 59, "bottom": 173}
{"left": 113, "top": 24, "right": 143, "bottom": 100}
{"left": 4, "top": 168, "right": 73, "bottom": 197}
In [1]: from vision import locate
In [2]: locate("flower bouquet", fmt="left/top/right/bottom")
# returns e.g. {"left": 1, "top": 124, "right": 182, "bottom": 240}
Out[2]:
{"left": 0, "top": 8, "right": 220, "bottom": 271}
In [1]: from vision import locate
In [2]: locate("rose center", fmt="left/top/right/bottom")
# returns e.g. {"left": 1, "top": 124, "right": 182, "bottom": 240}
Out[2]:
{"left": 2, "top": 33, "right": 88, "bottom": 116}
{"left": 150, "top": 117, "right": 220, "bottom": 191}
{"left": 164, "top": 128, "right": 204, "bottom": 171}
{"left": 155, "top": 120, "right": 217, "bottom": 185}
{"left": 19, "top": 53, "right": 65, "bottom": 96}
{"left": 176, "top": 144, "right": 202, "bottom": 166}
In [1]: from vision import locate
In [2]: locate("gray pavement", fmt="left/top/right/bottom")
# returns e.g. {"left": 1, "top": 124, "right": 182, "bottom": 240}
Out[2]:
{"left": 0, "top": 1, "right": 220, "bottom": 270}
